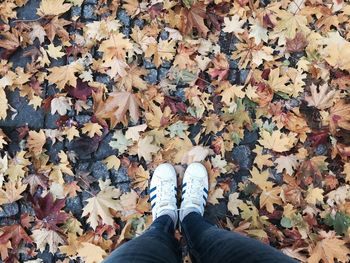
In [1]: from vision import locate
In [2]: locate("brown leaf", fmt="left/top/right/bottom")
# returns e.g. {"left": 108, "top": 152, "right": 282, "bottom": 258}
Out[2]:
{"left": 180, "top": 2, "right": 209, "bottom": 37}
{"left": 286, "top": 32, "right": 308, "bottom": 53}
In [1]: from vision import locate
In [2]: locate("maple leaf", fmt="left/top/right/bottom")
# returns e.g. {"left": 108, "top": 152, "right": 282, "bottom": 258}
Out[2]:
{"left": 286, "top": 32, "right": 308, "bottom": 53}
{"left": 125, "top": 124, "right": 147, "bottom": 141}
{"left": 127, "top": 164, "right": 149, "bottom": 191}
{"left": 46, "top": 44, "right": 65, "bottom": 60}
{"left": 81, "top": 122, "right": 103, "bottom": 138}
{"left": 228, "top": 192, "right": 244, "bottom": 215}
{"left": 32, "top": 229, "right": 66, "bottom": 254}
{"left": 23, "top": 173, "right": 48, "bottom": 195}
{"left": 260, "top": 187, "right": 282, "bottom": 213}
{"left": 29, "top": 23, "right": 47, "bottom": 44}
{"left": 274, "top": 155, "right": 298, "bottom": 175}
{"left": 305, "top": 83, "right": 336, "bottom": 110}
{"left": 103, "top": 155, "right": 120, "bottom": 170}
{"left": 82, "top": 180, "right": 122, "bottom": 230}
{"left": 305, "top": 187, "right": 324, "bottom": 205}
{"left": 258, "top": 130, "right": 297, "bottom": 153}
{"left": 0, "top": 181, "right": 27, "bottom": 205}
{"left": 267, "top": 68, "right": 291, "bottom": 95}
{"left": 31, "top": 193, "right": 70, "bottom": 231}
{"left": 308, "top": 231, "right": 350, "bottom": 263}
{"left": 94, "top": 91, "right": 140, "bottom": 128}
{"left": 50, "top": 96, "right": 72, "bottom": 116}
{"left": 44, "top": 17, "right": 71, "bottom": 42}
{"left": 77, "top": 242, "right": 107, "bottom": 263}
{"left": 137, "top": 135, "right": 160, "bottom": 162}
{"left": 0, "top": 88, "right": 8, "bottom": 120}
{"left": 249, "top": 167, "right": 274, "bottom": 190}
{"left": 27, "top": 130, "right": 46, "bottom": 154}
{"left": 223, "top": 15, "right": 245, "bottom": 34}
{"left": 329, "top": 99, "right": 350, "bottom": 134}
{"left": 37, "top": 0, "right": 72, "bottom": 17}
{"left": 181, "top": 146, "right": 210, "bottom": 164}
{"left": 109, "top": 130, "right": 132, "bottom": 154}
{"left": 47, "top": 62, "right": 84, "bottom": 90}
{"left": 208, "top": 187, "right": 224, "bottom": 205}
{"left": 180, "top": 2, "right": 209, "bottom": 36}
{"left": 0, "top": 1, "right": 16, "bottom": 23}
{"left": 0, "top": 223, "right": 32, "bottom": 260}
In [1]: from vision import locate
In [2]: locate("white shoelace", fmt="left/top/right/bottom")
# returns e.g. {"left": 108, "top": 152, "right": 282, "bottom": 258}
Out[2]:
{"left": 158, "top": 179, "right": 176, "bottom": 206}
{"left": 183, "top": 177, "right": 203, "bottom": 205}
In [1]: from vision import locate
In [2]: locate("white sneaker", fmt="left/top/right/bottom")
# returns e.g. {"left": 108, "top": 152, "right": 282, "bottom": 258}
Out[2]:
{"left": 150, "top": 163, "right": 178, "bottom": 225}
{"left": 180, "top": 163, "right": 209, "bottom": 221}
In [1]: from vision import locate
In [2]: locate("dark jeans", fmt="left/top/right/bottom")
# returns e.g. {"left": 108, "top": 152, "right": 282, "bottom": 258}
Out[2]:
{"left": 104, "top": 212, "right": 298, "bottom": 263}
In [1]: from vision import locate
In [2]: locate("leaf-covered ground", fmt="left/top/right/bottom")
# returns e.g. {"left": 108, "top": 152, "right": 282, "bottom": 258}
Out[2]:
{"left": 0, "top": 0, "right": 350, "bottom": 262}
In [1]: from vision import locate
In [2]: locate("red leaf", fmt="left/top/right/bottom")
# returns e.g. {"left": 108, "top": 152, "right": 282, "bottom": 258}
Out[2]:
{"left": 66, "top": 79, "right": 92, "bottom": 101}
{"left": 163, "top": 96, "right": 187, "bottom": 114}
{"left": 31, "top": 193, "right": 70, "bottom": 231}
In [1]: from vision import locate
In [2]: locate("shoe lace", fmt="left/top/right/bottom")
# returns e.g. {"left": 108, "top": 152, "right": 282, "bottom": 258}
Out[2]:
{"left": 185, "top": 177, "right": 203, "bottom": 204}
{"left": 158, "top": 179, "right": 176, "bottom": 206}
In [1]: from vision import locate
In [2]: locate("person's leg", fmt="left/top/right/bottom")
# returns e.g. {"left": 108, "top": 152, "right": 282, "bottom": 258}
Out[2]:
{"left": 104, "top": 215, "right": 181, "bottom": 263}
{"left": 104, "top": 163, "right": 180, "bottom": 263}
{"left": 181, "top": 212, "right": 298, "bottom": 263}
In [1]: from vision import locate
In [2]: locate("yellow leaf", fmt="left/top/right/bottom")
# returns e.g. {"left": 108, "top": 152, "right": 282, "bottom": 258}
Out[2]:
{"left": 305, "top": 83, "right": 337, "bottom": 110}
{"left": 37, "top": 0, "right": 72, "bottom": 16}
{"left": 81, "top": 122, "right": 103, "bottom": 138}
{"left": 137, "top": 136, "right": 160, "bottom": 162}
{"left": 59, "top": 233, "right": 81, "bottom": 257}
{"left": 258, "top": 130, "right": 297, "bottom": 153}
{"left": 308, "top": 231, "right": 350, "bottom": 263}
{"left": 249, "top": 167, "right": 274, "bottom": 190}
{"left": 343, "top": 163, "right": 350, "bottom": 183}
{"left": 77, "top": 242, "right": 107, "bottom": 263}
{"left": 46, "top": 44, "right": 65, "bottom": 59}
{"left": 82, "top": 180, "right": 122, "bottom": 230}
{"left": 125, "top": 124, "right": 147, "bottom": 141}
{"left": 0, "top": 88, "right": 8, "bottom": 120}
{"left": 32, "top": 229, "right": 65, "bottom": 254}
{"left": 63, "top": 126, "right": 80, "bottom": 141}
{"left": 0, "top": 181, "right": 27, "bottom": 205}
{"left": 306, "top": 187, "right": 324, "bottom": 205}
{"left": 267, "top": 68, "right": 291, "bottom": 95}
{"left": 47, "top": 62, "right": 83, "bottom": 90}
{"left": 260, "top": 187, "right": 282, "bottom": 213}
{"left": 222, "top": 15, "right": 245, "bottom": 34}
{"left": 227, "top": 192, "right": 244, "bottom": 215}
{"left": 102, "top": 155, "right": 120, "bottom": 170}
{"left": 27, "top": 130, "right": 46, "bottom": 154}
{"left": 274, "top": 155, "right": 298, "bottom": 175}
{"left": 208, "top": 188, "right": 224, "bottom": 205}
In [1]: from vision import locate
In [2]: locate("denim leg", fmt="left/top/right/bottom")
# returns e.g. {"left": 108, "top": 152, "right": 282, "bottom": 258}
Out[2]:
{"left": 181, "top": 212, "right": 298, "bottom": 263}
{"left": 104, "top": 215, "right": 181, "bottom": 263}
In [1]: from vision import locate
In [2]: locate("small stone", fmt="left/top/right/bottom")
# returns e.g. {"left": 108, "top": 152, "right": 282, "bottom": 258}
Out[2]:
{"left": 161, "top": 60, "right": 172, "bottom": 68}
{"left": 143, "top": 59, "right": 156, "bottom": 69}
{"left": 133, "top": 19, "right": 145, "bottom": 28}
{"left": 234, "top": 169, "right": 250, "bottom": 183}
{"left": 228, "top": 69, "right": 238, "bottom": 84}
{"left": 37, "top": 250, "right": 54, "bottom": 263}
{"left": 50, "top": 56, "right": 66, "bottom": 67}
{"left": 219, "top": 32, "right": 230, "bottom": 54}
{"left": 315, "top": 144, "right": 327, "bottom": 156}
{"left": 232, "top": 145, "right": 252, "bottom": 170}
{"left": 260, "top": 0, "right": 271, "bottom": 7}
{"left": 117, "top": 9, "right": 131, "bottom": 26}
{"left": 0, "top": 203, "right": 19, "bottom": 217}
{"left": 239, "top": 69, "right": 250, "bottom": 85}
{"left": 83, "top": 5, "right": 97, "bottom": 20}
{"left": 94, "top": 133, "right": 118, "bottom": 160}
{"left": 229, "top": 59, "right": 238, "bottom": 69}
{"left": 160, "top": 30, "right": 169, "bottom": 40}
{"left": 229, "top": 178, "right": 238, "bottom": 194}
{"left": 65, "top": 196, "right": 83, "bottom": 217}
{"left": 145, "top": 69, "right": 158, "bottom": 84}
{"left": 271, "top": 169, "right": 284, "bottom": 185}
{"left": 47, "top": 140, "right": 64, "bottom": 163}
{"left": 44, "top": 112, "right": 59, "bottom": 129}
{"left": 91, "top": 161, "right": 110, "bottom": 180}
{"left": 71, "top": 6, "right": 82, "bottom": 17}
{"left": 173, "top": 86, "right": 186, "bottom": 101}
{"left": 240, "top": 129, "right": 258, "bottom": 146}
{"left": 16, "top": 0, "right": 40, "bottom": 20}
{"left": 116, "top": 182, "right": 131, "bottom": 193}
{"left": 0, "top": 90, "right": 44, "bottom": 129}
{"left": 158, "top": 67, "right": 169, "bottom": 81}
{"left": 75, "top": 115, "right": 91, "bottom": 125}
{"left": 77, "top": 162, "right": 90, "bottom": 172}
{"left": 85, "top": 0, "right": 97, "bottom": 4}
{"left": 121, "top": 26, "right": 131, "bottom": 37}
{"left": 95, "top": 74, "right": 112, "bottom": 86}
{"left": 110, "top": 166, "right": 130, "bottom": 184}
{"left": 20, "top": 202, "right": 35, "bottom": 216}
